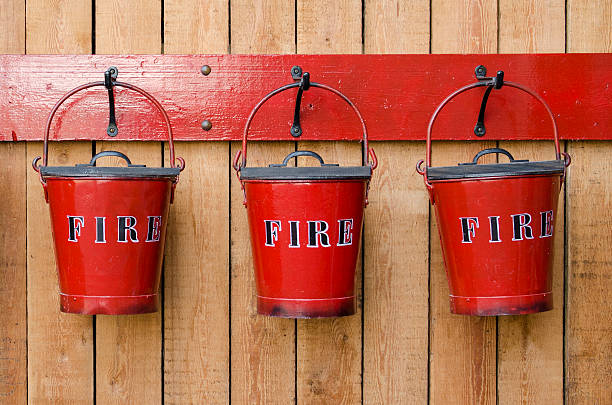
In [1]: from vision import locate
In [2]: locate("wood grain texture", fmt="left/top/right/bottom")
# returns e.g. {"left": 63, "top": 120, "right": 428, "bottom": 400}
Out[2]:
{"left": 25, "top": 0, "right": 91, "bottom": 54}
{"left": 431, "top": 0, "right": 497, "bottom": 54}
{"left": 0, "top": 3, "right": 26, "bottom": 403}
{"left": 95, "top": 0, "right": 161, "bottom": 54}
{"left": 363, "top": 1, "right": 429, "bottom": 404}
{"left": 0, "top": 0, "right": 24, "bottom": 53}
{"left": 297, "top": 0, "right": 362, "bottom": 54}
{"left": 230, "top": 2, "right": 296, "bottom": 404}
{"left": 497, "top": 2, "right": 565, "bottom": 404}
{"left": 498, "top": 0, "right": 565, "bottom": 53}
{"left": 296, "top": 2, "right": 363, "bottom": 404}
{"left": 231, "top": 142, "right": 296, "bottom": 405}
{"left": 163, "top": 142, "right": 229, "bottom": 404}
{"left": 230, "top": 0, "right": 295, "bottom": 54}
{"left": 94, "top": 143, "right": 163, "bottom": 405}
{"left": 362, "top": 143, "right": 429, "bottom": 404}
{"left": 94, "top": 2, "right": 163, "bottom": 404}
{"left": 27, "top": 142, "right": 94, "bottom": 405}
{"left": 163, "top": 2, "right": 230, "bottom": 403}
{"left": 295, "top": 142, "right": 362, "bottom": 405}
{"left": 430, "top": 2, "right": 498, "bottom": 404}
{"left": 0, "top": 142, "right": 27, "bottom": 403}
{"left": 364, "top": 0, "right": 429, "bottom": 53}
{"left": 496, "top": 143, "right": 564, "bottom": 405}
{"left": 564, "top": 142, "right": 612, "bottom": 404}
{"left": 567, "top": 0, "right": 612, "bottom": 53}
{"left": 25, "top": 2, "right": 93, "bottom": 404}
{"left": 429, "top": 142, "right": 497, "bottom": 405}
{"left": 164, "top": 0, "right": 229, "bottom": 54}
{"left": 2, "top": 54, "right": 612, "bottom": 142}
{"left": 566, "top": 2, "right": 612, "bottom": 403}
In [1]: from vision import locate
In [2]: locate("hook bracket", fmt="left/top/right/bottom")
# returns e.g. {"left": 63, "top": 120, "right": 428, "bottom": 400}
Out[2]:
{"left": 105, "top": 66, "right": 118, "bottom": 137}
{"left": 473, "top": 65, "right": 504, "bottom": 137}
{"left": 290, "top": 66, "right": 310, "bottom": 137}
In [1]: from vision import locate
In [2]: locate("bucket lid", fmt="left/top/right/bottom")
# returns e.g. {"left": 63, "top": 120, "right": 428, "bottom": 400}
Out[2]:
{"left": 40, "top": 150, "right": 180, "bottom": 179}
{"left": 239, "top": 150, "right": 372, "bottom": 181}
{"left": 427, "top": 148, "right": 565, "bottom": 181}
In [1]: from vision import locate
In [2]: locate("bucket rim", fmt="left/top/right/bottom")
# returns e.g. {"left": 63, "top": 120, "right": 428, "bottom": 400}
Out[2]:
{"left": 40, "top": 165, "right": 180, "bottom": 179}
{"left": 426, "top": 159, "right": 564, "bottom": 181}
{"left": 239, "top": 165, "right": 372, "bottom": 181}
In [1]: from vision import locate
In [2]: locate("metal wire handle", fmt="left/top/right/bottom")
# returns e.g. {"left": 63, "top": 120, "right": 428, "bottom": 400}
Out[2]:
{"left": 32, "top": 80, "right": 185, "bottom": 173}
{"left": 416, "top": 80, "right": 571, "bottom": 189}
{"left": 232, "top": 81, "right": 377, "bottom": 172}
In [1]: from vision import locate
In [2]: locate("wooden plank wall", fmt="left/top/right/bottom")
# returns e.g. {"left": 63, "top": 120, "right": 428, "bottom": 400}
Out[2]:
{"left": 0, "top": 1, "right": 610, "bottom": 404}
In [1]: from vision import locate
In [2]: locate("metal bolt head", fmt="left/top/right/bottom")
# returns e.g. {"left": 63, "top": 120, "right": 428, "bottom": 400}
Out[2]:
{"left": 475, "top": 65, "right": 487, "bottom": 78}
{"left": 291, "top": 65, "right": 303, "bottom": 80}
{"left": 474, "top": 125, "right": 486, "bottom": 136}
{"left": 201, "top": 120, "right": 212, "bottom": 131}
{"left": 107, "top": 66, "right": 118, "bottom": 79}
{"left": 201, "top": 65, "right": 212, "bottom": 76}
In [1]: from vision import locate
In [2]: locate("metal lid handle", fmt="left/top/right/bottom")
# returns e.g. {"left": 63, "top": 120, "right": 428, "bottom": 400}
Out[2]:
{"left": 270, "top": 150, "right": 339, "bottom": 167}
{"left": 470, "top": 148, "right": 521, "bottom": 164}
{"left": 85, "top": 150, "right": 146, "bottom": 167}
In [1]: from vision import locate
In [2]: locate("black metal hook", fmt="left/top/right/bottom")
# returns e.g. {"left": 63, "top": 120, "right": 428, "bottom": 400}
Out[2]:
{"left": 105, "top": 66, "right": 118, "bottom": 137}
{"left": 290, "top": 66, "right": 310, "bottom": 137}
{"left": 473, "top": 65, "right": 504, "bottom": 137}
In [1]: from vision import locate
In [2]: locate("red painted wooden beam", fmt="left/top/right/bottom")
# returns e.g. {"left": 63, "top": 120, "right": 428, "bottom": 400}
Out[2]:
{"left": 0, "top": 54, "right": 609, "bottom": 142}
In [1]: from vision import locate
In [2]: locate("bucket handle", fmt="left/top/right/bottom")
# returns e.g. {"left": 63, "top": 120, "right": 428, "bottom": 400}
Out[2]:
{"left": 232, "top": 81, "right": 377, "bottom": 172}
{"left": 32, "top": 80, "right": 186, "bottom": 175}
{"left": 416, "top": 80, "right": 571, "bottom": 194}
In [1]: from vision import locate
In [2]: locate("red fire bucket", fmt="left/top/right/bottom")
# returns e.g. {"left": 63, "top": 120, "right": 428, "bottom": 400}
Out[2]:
{"left": 32, "top": 78, "right": 185, "bottom": 315}
{"left": 417, "top": 79, "right": 571, "bottom": 316}
{"left": 233, "top": 81, "right": 377, "bottom": 318}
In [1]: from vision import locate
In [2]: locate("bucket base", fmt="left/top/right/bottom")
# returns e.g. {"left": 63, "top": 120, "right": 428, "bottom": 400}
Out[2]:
{"left": 450, "top": 292, "right": 553, "bottom": 316}
{"left": 60, "top": 293, "right": 159, "bottom": 315}
{"left": 257, "top": 296, "right": 355, "bottom": 318}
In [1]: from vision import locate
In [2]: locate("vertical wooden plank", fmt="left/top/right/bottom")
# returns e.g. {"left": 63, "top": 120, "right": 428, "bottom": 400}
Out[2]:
{"left": 497, "top": 2, "right": 565, "bottom": 404}
{"left": 25, "top": 1, "right": 93, "bottom": 404}
{"left": 566, "top": 2, "right": 612, "bottom": 403}
{"left": 0, "top": 2, "right": 26, "bottom": 403}
{"left": 231, "top": 0, "right": 295, "bottom": 53}
{"left": 430, "top": 1, "right": 498, "bottom": 404}
{"left": 296, "top": 1, "right": 362, "bottom": 404}
{"left": 27, "top": 140, "right": 93, "bottom": 405}
{"left": 428, "top": 143, "right": 497, "bottom": 405}
{"left": 498, "top": 0, "right": 565, "bottom": 53}
{"left": 364, "top": 0, "right": 429, "bottom": 53}
{"left": 25, "top": 0, "right": 92, "bottom": 55}
{"left": 0, "top": 144, "right": 27, "bottom": 404}
{"left": 94, "top": 144, "right": 162, "bottom": 405}
{"left": 0, "top": 0, "right": 24, "bottom": 53}
{"left": 431, "top": 0, "right": 497, "bottom": 54}
{"left": 297, "top": 0, "right": 361, "bottom": 54}
{"left": 230, "top": 1, "right": 296, "bottom": 404}
{"left": 362, "top": 1, "right": 429, "bottom": 404}
{"left": 95, "top": 0, "right": 161, "bottom": 54}
{"left": 94, "top": 2, "right": 163, "bottom": 404}
{"left": 164, "top": 0, "right": 229, "bottom": 54}
{"left": 163, "top": 1, "right": 230, "bottom": 404}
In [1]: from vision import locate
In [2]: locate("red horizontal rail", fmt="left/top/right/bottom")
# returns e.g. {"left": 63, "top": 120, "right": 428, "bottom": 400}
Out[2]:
{"left": 0, "top": 54, "right": 609, "bottom": 142}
